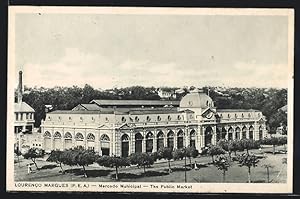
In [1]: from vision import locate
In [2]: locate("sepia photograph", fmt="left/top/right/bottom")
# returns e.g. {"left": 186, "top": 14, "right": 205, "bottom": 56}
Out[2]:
{"left": 7, "top": 6, "right": 294, "bottom": 193}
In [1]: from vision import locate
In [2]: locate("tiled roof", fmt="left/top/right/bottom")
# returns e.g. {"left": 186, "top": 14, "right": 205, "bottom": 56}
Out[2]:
{"left": 80, "top": 104, "right": 101, "bottom": 111}
{"left": 14, "top": 102, "right": 35, "bottom": 112}
{"left": 90, "top": 99, "right": 180, "bottom": 106}
{"left": 217, "top": 109, "right": 260, "bottom": 112}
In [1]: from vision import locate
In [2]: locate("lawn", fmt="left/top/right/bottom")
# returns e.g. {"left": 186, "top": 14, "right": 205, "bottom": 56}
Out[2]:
{"left": 14, "top": 145, "right": 287, "bottom": 183}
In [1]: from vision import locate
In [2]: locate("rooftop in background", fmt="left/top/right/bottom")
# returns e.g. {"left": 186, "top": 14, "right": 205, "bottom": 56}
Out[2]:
{"left": 217, "top": 109, "right": 260, "bottom": 112}
{"left": 14, "top": 102, "right": 35, "bottom": 113}
{"left": 48, "top": 107, "right": 188, "bottom": 115}
{"left": 72, "top": 103, "right": 102, "bottom": 111}
{"left": 90, "top": 99, "right": 180, "bottom": 107}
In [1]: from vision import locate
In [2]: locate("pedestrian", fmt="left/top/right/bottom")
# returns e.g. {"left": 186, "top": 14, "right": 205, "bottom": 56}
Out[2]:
{"left": 195, "top": 161, "right": 199, "bottom": 170}
{"left": 27, "top": 163, "right": 32, "bottom": 174}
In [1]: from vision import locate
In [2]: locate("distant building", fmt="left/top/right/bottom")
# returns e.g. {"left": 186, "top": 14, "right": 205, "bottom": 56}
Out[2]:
{"left": 157, "top": 88, "right": 177, "bottom": 99}
{"left": 41, "top": 88, "right": 267, "bottom": 156}
{"left": 14, "top": 71, "right": 35, "bottom": 150}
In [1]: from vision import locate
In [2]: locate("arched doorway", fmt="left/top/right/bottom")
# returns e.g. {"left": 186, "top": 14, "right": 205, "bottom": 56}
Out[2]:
{"left": 167, "top": 130, "right": 174, "bottom": 149}
{"left": 177, "top": 129, "right": 184, "bottom": 149}
{"left": 242, "top": 126, "right": 247, "bottom": 139}
{"left": 157, "top": 131, "right": 164, "bottom": 151}
{"left": 100, "top": 134, "right": 110, "bottom": 156}
{"left": 221, "top": 127, "right": 227, "bottom": 140}
{"left": 249, "top": 126, "right": 254, "bottom": 140}
{"left": 259, "top": 126, "right": 263, "bottom": 140}
{"left": 44, "top": 131, "right": 51, "bottom": 152}
{"left": 75, "top": 133, "right": 84, "bottom": 148}
{"left": 205, "top": 126, "right": 213, "bottom": 146}
{"left": 53, "top": 132, "right": 62, "bottom": 150}
{"left": 135, "top": 133, "right": 143, "bottom": 153}
{"left": 64, "top": 132, "right": 73, "bottom": 149}
{"left": 121, "top": 134, "right": 129, "bottom": 157}
{"left": 87, "top": 133, "right": 95, "bottom": 151}
{"left": 190, "top": 130, "right": 196, "bottom": 148}
{"left": 228, "top": 127, "right": 233, "bottom": 141}
{"left": 235, "top": 127, "right": 241, "bottom": 140}
{"left": 146, "top": 132, "right": 153, "bottom": 153}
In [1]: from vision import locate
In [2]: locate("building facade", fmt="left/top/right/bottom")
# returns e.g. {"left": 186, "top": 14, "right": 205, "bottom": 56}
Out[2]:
{"left": 41, "top": 89, "right": 267, "bottom": 156}
{"left": 14, "top": 71, "right": 35, "bottom": 150}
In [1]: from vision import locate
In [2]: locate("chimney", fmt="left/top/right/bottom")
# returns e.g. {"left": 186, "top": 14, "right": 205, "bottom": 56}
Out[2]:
{"left": 17, "top": 71, "right": 23, "bottom": 103}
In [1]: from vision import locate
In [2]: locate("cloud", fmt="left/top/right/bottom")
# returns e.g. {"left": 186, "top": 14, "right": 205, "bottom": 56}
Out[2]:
{"left": 20, "top": 48, "right": 289, "bottom": 89}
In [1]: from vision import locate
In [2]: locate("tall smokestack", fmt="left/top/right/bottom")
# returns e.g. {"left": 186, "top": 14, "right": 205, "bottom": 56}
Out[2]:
{"left": 17, "top": 71, "right": 23, "bottom": 103}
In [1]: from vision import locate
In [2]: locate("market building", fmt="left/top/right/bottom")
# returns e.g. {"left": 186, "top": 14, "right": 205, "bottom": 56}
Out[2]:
{"left": 41, "top": 89, "right": 267, "bottom": 156}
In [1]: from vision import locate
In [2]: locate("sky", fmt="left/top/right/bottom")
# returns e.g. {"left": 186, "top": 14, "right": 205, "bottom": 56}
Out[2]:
{"left": 14, "top": 13, "right": 289, "bottom": 89}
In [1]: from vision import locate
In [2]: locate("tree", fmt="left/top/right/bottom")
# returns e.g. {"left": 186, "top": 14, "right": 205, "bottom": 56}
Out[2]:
{"left": 22, "top": 148, "right": 45, "bottom": 170}
{"left": 262, "top": 137, "right": 281, "bottom": 155}
{"left": 262, "top": 164, "right": 274, "bottom": 183}
{"left": 207, "top": 145, "right": 225, "bottom": 163}
{"left": 268, "top": 110, "right": 287, "bottom": 134}
{"left": 236, "top": 153, "right": 260, "bottom": 183}
{"left": 60, "top": 149, "right": 78, "bottom": 170}
{"left": 96, "top": 156, "right": 130, "bottom": 180}
{"left": 278, "top": 136, "right": 287, "bottom": 152}
{"left": 185, "top": 146, "right": 199, "bottom": 165}
{"left": 158, "top": 147, "right": 173, "bottom": 173}
{"left": 14, "top": 145, "right": 22, "bottom": 167}
{"left": 46, "top": 150, "right": 65, "bottom": 173}
{"left": 239, "top": 139, "right": 259, "bottom": 155}
{"left": 129, "top": 152, "right": 155, "bottom": 173}
{"left": 74, "top": 148, "right": 97, "bottom": 178}
{"left": 214, "top": 155, "right": 231, "bottom": 182}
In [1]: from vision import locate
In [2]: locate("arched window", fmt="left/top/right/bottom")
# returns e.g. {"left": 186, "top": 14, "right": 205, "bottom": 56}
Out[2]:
{"left": 64, "top": 132, "right": 72, "bottom": 139}
{"left": 235, "top": 114, "right": 237, "bottom": 118}
{"left": 157, "top": 116, "right": 161, "bottom": 121}
{"left": 75, "top": 133, "right": 84, "bottom": 141}
{"left": 121, "top": 134, "right": 129, "bottom": 157}
{"left": 87, "top": 133, "right": 95, "bottom": 141}
{"left": 146, "top": 131, "right": 154, "bottom": 153}
{"left": 100, "top": 134, "right": 110, "bottom": 156}
{"left": 249, "top": 126, "right": 254, "bottom": 140}
{"left": 135, "top": 133, "right": 143, "bottom": 153}
{"left": 242, "top": 126, "right": 247, "bottom": 139}
{"left": 80, "top": 117, "right": 83, "bottom": 122}
{"left": 121, "top": 117, "right": 126, "bottom": 123}
{"left": 157, "top": 131, "right": 164, "bottom": 150}
{"left": 167, "top": 130, "right": 174, "bottom": 149}
{"left": 105, "top": 117, "right": 109, "bottom": 122}
{"left": 100, "top": 134, "right": 110, "bottom": 141}
{"left": 248, "top": 113, "right": 251, "bottom": 118}
{"left": 44, "top": 131, "right": 51, "bottom": 138}
{"left": 177, "top": 115, "right": 182, "bottom": 120}
{"left": 241, "top": 113, "right": 244, "bottom": 118}
{"left": 228, "top": 114, "right": 230, "bottom": 118}
{"left": 177, "top": 129, "right": 184, "bottom": 149}
{"left": 167, "top": 115, "right": 172, "bottom": 121}
{"left": 69, "top": 117, "right": 72, "bottom": 121}
{"left": 53, "top": 132, "right": 62, "bottom": 139}
{"left": 135, "top": 116, "right": 139, "bottom": 122}
{"left": 235, "top": 127, "right": 241, "bottom": 140}
{"left": 190, "top": 130, "right": 196, "bottom": 148}
{"left": 228, "top": 127, "right": 233, "bottom": 140}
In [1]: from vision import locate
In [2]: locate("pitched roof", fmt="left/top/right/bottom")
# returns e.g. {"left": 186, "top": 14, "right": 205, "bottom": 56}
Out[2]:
{"left": 73, "top": 103, "right": 101, "bottom": 111}
{"left": 217, "top": 109, "right": 260, "bottom": 112}
{"left": 14, "top": 102, "right": 35, "bottom": 112}
{"left": 90, "top": 99, "right": 180, "bottom": 106}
